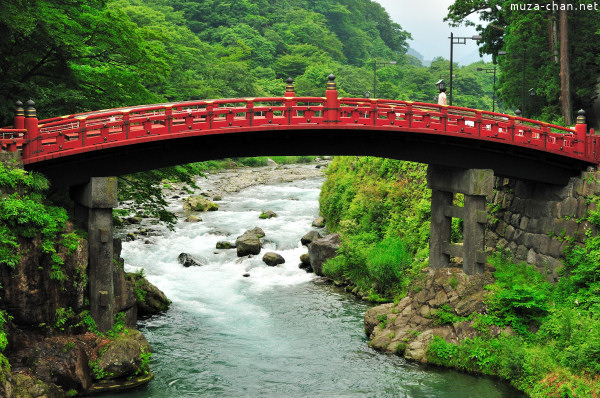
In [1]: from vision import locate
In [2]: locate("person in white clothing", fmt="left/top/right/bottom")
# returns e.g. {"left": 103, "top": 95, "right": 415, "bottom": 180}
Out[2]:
{"left": 438, "top": 88, "right": 447, "bottom": 106}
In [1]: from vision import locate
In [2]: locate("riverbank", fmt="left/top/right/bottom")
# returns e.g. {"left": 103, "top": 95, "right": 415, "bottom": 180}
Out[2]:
{"left": 317, "top": 156, "right": 600, "bottom": 398}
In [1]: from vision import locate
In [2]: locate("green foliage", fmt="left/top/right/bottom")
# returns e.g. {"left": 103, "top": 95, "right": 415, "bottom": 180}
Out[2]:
{"left": 76, "top": 311, "right": 99, "bottom": 335}
{"left": 0, "top": 164, "right": 78, "bottom": 274}
{"left": 320, "top": 157, "right": 433, "bottom": 299}
{"left": 54, "top": 307, "right": 77, "bottom": 331}
{"left": 106, "top": 312, "right": 127, "bottom": 339}
{"left": 432, "top": 304, "right": 471, "bottom": 326}
{"left": 137, "top": 347, "right": 152, "bottom": 376}
{"left": 446, "top": 0, "right": 600, "bottom": 122}
{"left": 486, "top": 253, "right": 551, "bottom": 335}
{"left": 425, "top": 244, "right": 600, "bottom": 396}
{"left": 89, "top": 358, "right": 106, "bottom": 380}
{"left": 557, "top": 234, "right": 600, "bottom": 312}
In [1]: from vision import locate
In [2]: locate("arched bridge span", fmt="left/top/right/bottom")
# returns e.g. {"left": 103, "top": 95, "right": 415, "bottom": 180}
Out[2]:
{"left": 1, "top": 76, "right": 598, "bottom": 187}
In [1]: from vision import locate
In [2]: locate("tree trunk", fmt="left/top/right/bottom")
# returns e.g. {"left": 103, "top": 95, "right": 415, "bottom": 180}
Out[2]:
{"left": 559, "top": 0, "right": 572, "bottom": 125}
{"left": 549, "top": 11, "right": 559, "bottom": 63}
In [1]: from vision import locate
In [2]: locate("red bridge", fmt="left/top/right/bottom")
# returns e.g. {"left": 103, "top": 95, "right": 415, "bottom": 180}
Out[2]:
{"left": 2, "top": 75, "right": 598, "bottom": 186}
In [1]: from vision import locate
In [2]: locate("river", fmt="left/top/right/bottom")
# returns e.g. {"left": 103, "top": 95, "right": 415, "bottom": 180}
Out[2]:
{"left": 108, "top": 165, "right": 523, "bottom": 397}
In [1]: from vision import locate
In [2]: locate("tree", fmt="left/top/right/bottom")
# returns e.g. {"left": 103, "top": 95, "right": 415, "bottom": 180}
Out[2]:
{"left": 445, "top": 0, "right": 600, "bottom": 125}
{"left": 0, "top": 0, "right": 168, "bottom": 124}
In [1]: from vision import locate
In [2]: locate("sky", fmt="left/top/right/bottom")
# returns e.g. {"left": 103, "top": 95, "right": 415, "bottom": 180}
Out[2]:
{"left": 374, "top": 0, "right": 492, "bottom": 64}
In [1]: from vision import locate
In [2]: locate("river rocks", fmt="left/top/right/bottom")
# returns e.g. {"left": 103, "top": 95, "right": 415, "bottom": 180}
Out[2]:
{"left": 127, "top": 216, "right": 142, "bottom": 225}
{"left": 247, "top": 227, "right": 265, "bottom": 238}
{"left": 259, "top": 211, "right": 277, "bottom": 219}
{"left": 364, "top": 267, "right": 508, "bottom": 365}
{"left": 312, "top": 217, "right": 325, "bottom": 228}
{"left": 301, "top": 230, "right": 322, "bottom": 246}
{"left": 216, "top": 241, "right": 235, "bottom": 249}
{"left": 236, "top": 230, "right": 263, "bottom": 257}
{"left": 96, "top": 330, "right": 151, "bottom": 380}
{"left": 11, "top": 373, "right": 63, "bottom": 398}
{"left": 125, "top": 272, "right": 171, "bottom": 317}
{"left": 299, "top": 253, "right": 312, "bottom": 272}
{"left": 263, "top": 252, "right": 285, "bottom": 266}
{"left": 185, "top": 215, "right": 201, "bottom": 223}
{"left": 307, "top": 233, "right": 340, "bottom": 276}
{"left": 300, "top": 253, "right": 310, "bottom": 264}
{"left": 183, "top": 196, "right": 219, "bottom": 212}
{"left": 178, "top": 253, "right": 204, "bottom": 267}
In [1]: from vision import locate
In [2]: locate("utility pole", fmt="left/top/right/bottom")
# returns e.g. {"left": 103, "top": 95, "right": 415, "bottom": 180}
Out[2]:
{"left": 559, "top": 0, "right": 572, "bottom": 125}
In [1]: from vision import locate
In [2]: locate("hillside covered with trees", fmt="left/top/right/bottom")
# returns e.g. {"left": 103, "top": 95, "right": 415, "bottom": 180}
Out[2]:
{"left": 1, "top": 0, "right": 500, "bottom": 125}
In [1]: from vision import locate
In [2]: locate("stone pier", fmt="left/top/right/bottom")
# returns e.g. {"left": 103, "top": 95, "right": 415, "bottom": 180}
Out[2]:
{"left": 70, "top": 177, "right": 117, "bottom": 332}
{"left": 427, "top": 166, "right": 494, "bottom": 274}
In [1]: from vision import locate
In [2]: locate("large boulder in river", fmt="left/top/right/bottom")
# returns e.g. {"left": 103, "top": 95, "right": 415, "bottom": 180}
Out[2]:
{"left": 263, "top": 252, "right": 285, "bottom": 266}
{"left": 301, "top": 230, "right": 322, "bottom": 246}
{"left": 183, "top": 196, "right": 219, "bottom": 212}
{"left": 178, "top": 253, "right": 204, "bottom": 267}
{"left": 236, "top": 231, "right": 262, "bottom": 257}
{"left": 308, "top": 234, "right": 340, "bottom": 276}
{"left": 125, "top": 272, "right": 171, "bottom": 316}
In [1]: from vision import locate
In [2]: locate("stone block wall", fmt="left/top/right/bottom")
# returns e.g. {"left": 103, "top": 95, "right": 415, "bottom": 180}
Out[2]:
{"left": 486, "top": 169, "right": 600, "bottom": 282}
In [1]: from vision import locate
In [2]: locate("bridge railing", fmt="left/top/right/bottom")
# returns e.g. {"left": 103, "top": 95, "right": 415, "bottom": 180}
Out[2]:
{"left": 2, "top": 76, "right": 598, "bottom": 166}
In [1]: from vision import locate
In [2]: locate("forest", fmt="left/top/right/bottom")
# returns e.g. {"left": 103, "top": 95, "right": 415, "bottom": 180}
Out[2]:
{"left": 0, "top": 0, "right": 504, "bottom": 126}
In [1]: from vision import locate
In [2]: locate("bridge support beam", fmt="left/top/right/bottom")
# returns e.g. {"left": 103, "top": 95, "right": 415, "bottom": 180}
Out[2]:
{"left": 70, "top": 177, "right": 118, "bottom": 332}
{"left": 427, "top": 166, "right": 493, "bottom": 274}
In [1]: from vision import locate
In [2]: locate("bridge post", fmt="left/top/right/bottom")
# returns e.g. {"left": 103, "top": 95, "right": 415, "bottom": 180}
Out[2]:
{"left": 70, "top": 177, "right": 118, "bottom": 332}
{"left": 325, "top": 74, "right": 340, "bottom": 124}
{"left": 284, "top": 77, "right": 295, "bottom": 98}
{"left": 575, "top": 109, "right": 587, "bottom": 157}
{"left": 23, "top": 100, "right": 39, "bottom": 160}
{"left": 427, "top": 166, "right": 494, "bottom": 274}
{"left": 13, "top": 101, "right": 25, "bottom": 130}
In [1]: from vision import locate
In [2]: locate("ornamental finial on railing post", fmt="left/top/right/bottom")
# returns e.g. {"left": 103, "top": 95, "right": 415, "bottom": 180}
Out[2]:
{"left": 325, "top": 74, "right": 339, "bottom": 125}
{"left": 576, "top": 109, "right": 586, "bottom": 125}
{"left": 326, "top": 74, "right": 336, "bottom": 91}
{"left": 284, "top": 77, "right": 295, "bottom": 98}
{"left": 575, "top": 109, "right": 587, "bottom": 157}
{"left": 23, "top": 100, "right": 40, "bottom": 160}
{"left": 14, "top": 101, "right": 25, "bottom": 129}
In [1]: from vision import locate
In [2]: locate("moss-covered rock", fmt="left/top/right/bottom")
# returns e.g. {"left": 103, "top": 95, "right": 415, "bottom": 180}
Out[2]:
{"left": 183, "top": 196, "right": 219, "bottom": 212}
{"left": 262, "top": 252, "right": 285, "bottom": 266}
{"left": 11, "top": 373, "right": 64, "bottom": 398}
{"left": 96, "top": 330, "right": 150, "bottom": 380}
{"left": 125, "top": 273, "right": 171, "bottom": 317}
{"left": 259, "top": 211, "right": 277, "bottom": 219}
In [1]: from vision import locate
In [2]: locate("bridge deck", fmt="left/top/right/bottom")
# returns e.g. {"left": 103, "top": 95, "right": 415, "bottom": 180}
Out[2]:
{"left": 1, "top": 95, "right": 598, "bottom": 186}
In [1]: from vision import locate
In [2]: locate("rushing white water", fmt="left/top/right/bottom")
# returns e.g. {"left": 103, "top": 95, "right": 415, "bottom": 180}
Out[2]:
{"left": 105, "top": 166, "right": 523, "bottom": 398}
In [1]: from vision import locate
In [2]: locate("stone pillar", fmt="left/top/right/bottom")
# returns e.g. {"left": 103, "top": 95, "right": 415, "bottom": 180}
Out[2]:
{"left": 70, "top": 177, "right": 118, "bottom": 332}
{"left": 427, "top": 166, "right": 493, "bottom": 274}
{"left": 463, "top": 194, "right": 487, "bottom": 274}
{"left": 429, "top": 189, "right": 452, "bottom": 269}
